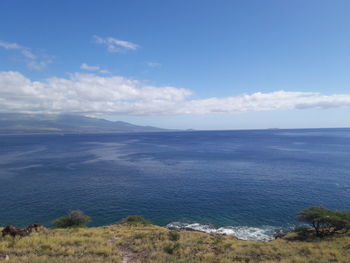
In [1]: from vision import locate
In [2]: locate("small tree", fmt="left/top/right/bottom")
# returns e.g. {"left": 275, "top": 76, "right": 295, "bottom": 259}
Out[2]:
{"left": 297, "top": 206, "right": 350, "bottom": 237}
{"left": 53, "top": 210, "right": 91, "bottom": 228}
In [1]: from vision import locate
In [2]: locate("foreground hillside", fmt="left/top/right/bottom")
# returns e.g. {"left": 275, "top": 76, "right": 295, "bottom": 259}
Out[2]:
{"left": 1, "top": 224, "right": 350, "bottom": 263}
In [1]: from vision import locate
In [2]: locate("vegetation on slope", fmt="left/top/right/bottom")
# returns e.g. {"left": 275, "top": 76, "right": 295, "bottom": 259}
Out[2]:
{"left": 1, "top": 222, "right": 350, "bottom": 263}
{"left": 1, "top": 208, "right": 350, "bottom": 262}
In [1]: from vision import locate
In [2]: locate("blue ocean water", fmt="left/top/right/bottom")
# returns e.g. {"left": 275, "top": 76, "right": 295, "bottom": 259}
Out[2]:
{"left": 0, "top": 129, "right": 349, "bottom": 240}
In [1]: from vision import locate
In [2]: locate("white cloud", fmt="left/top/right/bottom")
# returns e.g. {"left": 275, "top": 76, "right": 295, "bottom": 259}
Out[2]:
{"left": 0, "top": 40, "right": 22, "bottom": 50}
{"left": 0, "top": 71, "right": 350, "bottom": 116}
{"left": 0, "top": 71, "right": 190, "bottom": 115}
{"left": 80, "top": 63, "right": 110, "bottom": 74}
{"left": 0, "top": 40, "right": 52, "bottom": 70}
{"left": 99, "top": 69, "right": 110, "bottom": 74}
{"left": 21, "top": 49, "right": 36, "bottom": 60}
{"left": 27, "top": 58, "right": 53, "bottom": 70}
{"left": 93, "top": 36, "right": 139, "bottom": 53}
{"left": 146, "top": 62, "right": 161, "bottom": 68}
{"left": 81, "top": 63, "right": 100, "bottom": 71}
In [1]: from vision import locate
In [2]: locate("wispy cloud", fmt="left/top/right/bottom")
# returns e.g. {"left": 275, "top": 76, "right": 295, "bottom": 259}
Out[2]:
{"left": 146, "top": 62, "right": 161, "bottom": 68}
{"left": 21, "top": 49, "right": 36, "bottom": 60}
{"left": 80, "top": 63, "right": 110, "bottom": 74}
{"left": 81, "top": 63, "right": 100, "bottom": 71}
{"left": 0, "top": 71, "right": 350, "bottom": 116}
{"left": 0, "top": 40, "right": 52, "bottom": 70}
{"left": 27, "top": 57, "right": 53, "bottom": 70}
{"left": 93, "top": 36, "right": 139, "bottom": 53}
{"left": 0, "top": 41, "right": 22, "bottom": 50}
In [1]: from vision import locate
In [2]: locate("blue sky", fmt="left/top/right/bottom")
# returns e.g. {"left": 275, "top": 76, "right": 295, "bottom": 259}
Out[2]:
{"left": 0, "top": 0, "right": 350, "bottom": 129}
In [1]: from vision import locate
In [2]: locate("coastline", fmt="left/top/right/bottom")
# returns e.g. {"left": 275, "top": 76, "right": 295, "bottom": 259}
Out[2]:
{"left": 1, "top": 222, "right": 349, "bottom": 262}
{"left": 165, "top": 222, "right": 282, "bottom": 241}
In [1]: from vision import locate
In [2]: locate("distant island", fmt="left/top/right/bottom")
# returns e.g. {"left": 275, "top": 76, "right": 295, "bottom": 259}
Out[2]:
{"left": 0, "top": 113, "right": 168, "bottom": 134}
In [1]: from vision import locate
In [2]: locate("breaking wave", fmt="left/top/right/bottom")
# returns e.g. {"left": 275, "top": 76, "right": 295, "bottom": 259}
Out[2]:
{"left": 166, "top": 222, "right": 280, "bottom": 241}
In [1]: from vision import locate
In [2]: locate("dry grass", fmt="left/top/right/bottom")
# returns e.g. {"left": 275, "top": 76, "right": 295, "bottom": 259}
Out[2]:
{"left": 0, "top": 224, "right": 349, "bottom": 262}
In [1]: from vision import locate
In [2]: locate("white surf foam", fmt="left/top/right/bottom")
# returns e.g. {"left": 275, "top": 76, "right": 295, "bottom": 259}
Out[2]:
{"left": 166, "top": 222, "right": 278, "bottom": 241}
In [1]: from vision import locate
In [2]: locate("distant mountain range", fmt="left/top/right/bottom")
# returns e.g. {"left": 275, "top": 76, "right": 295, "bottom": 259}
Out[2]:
{"left": 0, "top": 113, "right": 168, "bottom": 134}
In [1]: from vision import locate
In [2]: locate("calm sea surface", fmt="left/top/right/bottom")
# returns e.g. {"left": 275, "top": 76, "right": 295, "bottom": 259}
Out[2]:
{"left": 1, "top": 129, "right": 349, "bottom": 240}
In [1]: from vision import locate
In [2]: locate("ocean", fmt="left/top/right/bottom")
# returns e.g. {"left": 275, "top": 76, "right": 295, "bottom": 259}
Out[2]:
{"left": 0, "top": 129, "right": 349, "bottom": 241}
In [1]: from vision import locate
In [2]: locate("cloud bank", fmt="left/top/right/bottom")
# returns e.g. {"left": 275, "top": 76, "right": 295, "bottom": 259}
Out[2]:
{"left": 0, "top": 71, "right": 350, "bottom": 116}
{"left": 0, "top": 40, "right": 52, "bottom": 70}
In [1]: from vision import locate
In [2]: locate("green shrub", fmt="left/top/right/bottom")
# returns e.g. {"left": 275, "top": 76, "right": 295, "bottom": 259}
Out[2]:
{"left": 168, "top": 230, "right": 180, "bottom": 241}
{"left": 53, "top": 210, "right": 91, "bottom": 228}
{"left": 163, "top": 242, "right": 180, "bottom": 254}
{"left": 119, "top": 215, "right": 151, "bottom": 226}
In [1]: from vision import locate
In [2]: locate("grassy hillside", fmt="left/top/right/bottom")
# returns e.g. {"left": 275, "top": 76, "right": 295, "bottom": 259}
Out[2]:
{"left": 0, "top": 224, "right": 349, "bottom": 263}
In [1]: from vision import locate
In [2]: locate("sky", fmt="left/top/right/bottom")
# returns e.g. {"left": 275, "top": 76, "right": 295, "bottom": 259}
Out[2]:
{"left": 0, "top": 0, "right": 350, "bottom": 130}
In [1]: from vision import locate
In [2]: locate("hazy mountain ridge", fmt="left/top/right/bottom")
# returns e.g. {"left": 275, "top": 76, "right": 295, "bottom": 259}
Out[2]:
{"left": 0, "top": 113, "right": 167, "bottom": 134}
